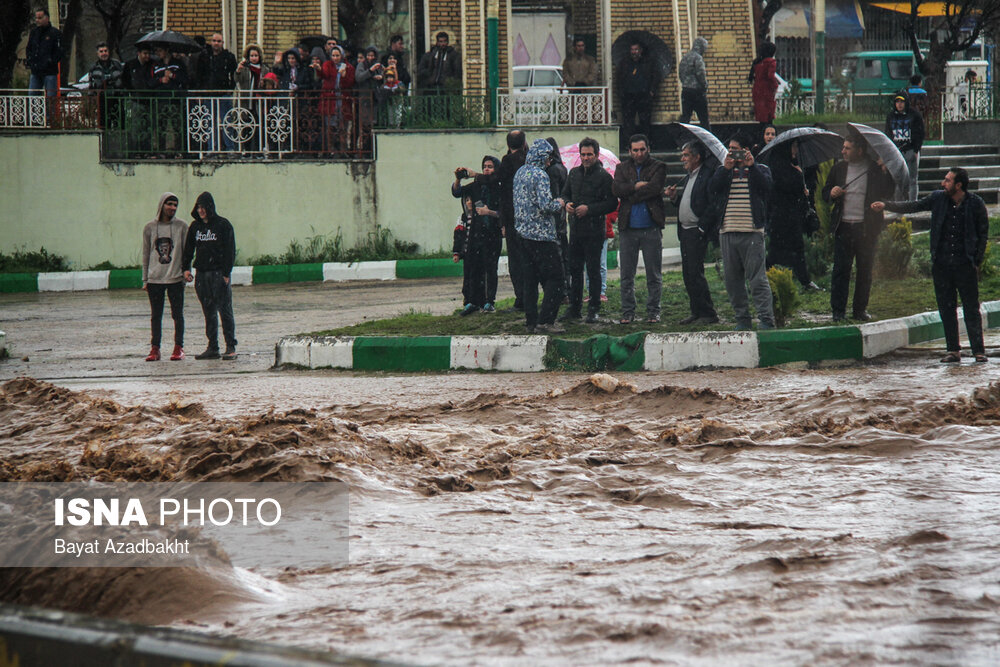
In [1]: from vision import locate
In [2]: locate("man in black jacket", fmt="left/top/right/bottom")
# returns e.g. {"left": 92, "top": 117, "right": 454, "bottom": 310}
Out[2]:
{"left": 666, "top": 140, "right": 719, "bottom": 324}
{"left": 710, "top": 133, "right": 774, "bottom": 330}
{"left": 198, "top": 33, "right": 238, "bottom": 151}
{"left": 183, "top": 192, "right": 238, "bottom": 360}
{"left": 822, "top": 135, "right": 895, "bottom": 322}
{"left": 417, "top": 31, "right": 462, "bottom": 93}
{"left": 872, "top": 168, "right": 989, "bottom": 363}
{"left": 26, "top": 7, "right": 62, "bottom": 98}
{"left": 615, "top": 42, "right": 660, "bottom": 145}
{"left": 561, "top": 137, "right": 618, "bottom": 323}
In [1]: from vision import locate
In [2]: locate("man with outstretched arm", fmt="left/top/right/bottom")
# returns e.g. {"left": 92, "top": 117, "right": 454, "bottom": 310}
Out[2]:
{"left": 872, "top": 167, "right": 989, "bottom": 363}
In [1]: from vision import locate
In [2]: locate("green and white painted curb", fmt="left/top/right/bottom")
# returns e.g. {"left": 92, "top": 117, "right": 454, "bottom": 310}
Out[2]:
{"left": 275, "top": 301, "right": 1000, "bottom": 372}
{"left": 0, "top": 249, "right": 680, "bottom": 294}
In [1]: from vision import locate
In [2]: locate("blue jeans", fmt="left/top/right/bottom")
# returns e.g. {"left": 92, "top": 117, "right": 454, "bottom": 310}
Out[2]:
{"left": 600, "top": 238, "right": 608, "bottom": 295}
{"left": 29, "top": 74, "right": 58, "bottom": 96}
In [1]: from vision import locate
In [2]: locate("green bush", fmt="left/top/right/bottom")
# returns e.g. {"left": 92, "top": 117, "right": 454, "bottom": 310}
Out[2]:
{"left": 803, "top": 232, "right": 832, "bottom": 279}
{"left": 248, "top": 225, "right": 427, "bottom": 266}
{"left": 766, "top": 265, "right": 801, "bottom": 327}
{"left": 875, "top": 217, "right": 914, "bottom": 279}
{"left": 980, "top": 241, "right": 997, "bottom": 278}
{"left": 0, "top": 247, "right": 69, "bottom": 273}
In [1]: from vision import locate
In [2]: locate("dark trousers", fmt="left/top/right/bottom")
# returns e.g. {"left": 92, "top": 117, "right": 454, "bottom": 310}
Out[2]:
{"left": 767, "top": 226, "right": 811, "bottom": 286}
{"left": 194, "top": 270, "right": 237, "bottom": 350}
{"left": 521, "top": 238, "right": 564, "bottom": 327}
{"left": 678, "top": 226, "right": 717, "bottom": 319}
{"left": 568, "top": 232, "right": 605, "bottom": 316}
{"left": 462, "top": 235, "right": 501, "bottom": 308}
{"left": 486, "top": 234, "right": 502, "bottom": 304}
{"left": 622, "top": 93, "right": 653, "bottom": 141}
{"left": 679, "top": 88, "right": 710, "bottom": 130}
{"left": 933, "top": 260, "right": 984, "bottom": 354}
{"left": 147, "top": 281, "right": 184, "bottom": 347}
{"left": 831, "top": 222, "right": 876, "bottom": 318}
{"left": 504, "top": 223, "right": 526, "bottom": 307}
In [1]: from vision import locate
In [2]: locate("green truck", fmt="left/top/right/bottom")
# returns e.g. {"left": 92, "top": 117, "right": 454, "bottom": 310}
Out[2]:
{"left": 798, "top": 50, "right": 919, "bottom": 94}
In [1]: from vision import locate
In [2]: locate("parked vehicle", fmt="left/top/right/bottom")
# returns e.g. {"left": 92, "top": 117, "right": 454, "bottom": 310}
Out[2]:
{"left": 797, "top": 50, "right": 918, "bottom": 94}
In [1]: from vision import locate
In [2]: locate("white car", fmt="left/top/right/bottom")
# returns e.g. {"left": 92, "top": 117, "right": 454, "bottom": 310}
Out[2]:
{"left": 511, "top": 66, "right": 565, "bottom": 93}
{"left": 507, "top": 66, "right": 566, "bottom": 124}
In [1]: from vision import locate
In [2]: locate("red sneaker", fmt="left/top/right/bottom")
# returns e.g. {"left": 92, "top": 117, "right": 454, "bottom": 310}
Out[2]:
{"left": 169, "top": 345, "right": 184, "bottom": 361}
{"left": 145, "top": 346, "right": 160, "bottom": 362}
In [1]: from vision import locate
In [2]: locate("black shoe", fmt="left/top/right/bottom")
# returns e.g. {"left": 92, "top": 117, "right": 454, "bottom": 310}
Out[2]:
{"left": 536, "top": 323, "right": 566, "bottom": 334}
{"left": 694, "top": 316, "right": 720, "bottom": 325}
{"left": 853, "top": 311, "right": 873, "bottom": 322}
{"left": 459, "top": 303, "right": 477, "bottom": 317}
{"left": 679, "top": 314, "right": 699, "bottom": 325}
{"left": 559, "top": 311, "right": 581, "bottom": 322}
{"left": 832, "top": 312, "right": 846, "bottom": 323}
{"left": 221, "top": 348, "right": 237, "bottom": 360}
{"left": 585, "top": 312, "right": 600, "bottom": 324}
{"left": 195, "top": 347, "right": 221, "bottom": 360}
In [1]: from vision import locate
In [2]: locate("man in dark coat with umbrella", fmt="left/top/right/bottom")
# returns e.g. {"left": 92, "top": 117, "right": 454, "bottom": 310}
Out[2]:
{"left": 822, "top": 134, "right": 894, "bottom": 322}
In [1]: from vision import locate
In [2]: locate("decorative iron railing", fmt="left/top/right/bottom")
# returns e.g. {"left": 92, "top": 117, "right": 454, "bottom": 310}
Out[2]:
{"left": 0, "top": 90, "right": 100, "bottom": 130}
{"left": 941, "top": 82, "right": 995, "bottom": 122}
{"left": 496, "top": 87, "right": 609, "bottom": 126}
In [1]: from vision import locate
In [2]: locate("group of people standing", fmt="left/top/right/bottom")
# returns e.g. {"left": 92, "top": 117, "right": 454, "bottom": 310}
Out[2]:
{"left": 141, "top": 192, "right": 238, "bottom": 362}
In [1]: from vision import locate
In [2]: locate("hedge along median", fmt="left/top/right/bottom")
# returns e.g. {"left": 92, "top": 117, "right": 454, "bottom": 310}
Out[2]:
{"left": 275, "top": 303, "right": 1000, "bottom": 373}
{"left": 0, "top": 251, "right": 629, "bottom": 294}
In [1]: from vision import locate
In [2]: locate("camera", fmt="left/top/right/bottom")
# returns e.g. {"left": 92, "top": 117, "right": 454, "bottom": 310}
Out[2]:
{"left": 474, "top": 200, "right": 485, "bottom": 209}
{"left": 455, "top": 167, "right": 469, "bottom": 179}
{"left": 729, "top": 148, "right": 747, "bottom": 162}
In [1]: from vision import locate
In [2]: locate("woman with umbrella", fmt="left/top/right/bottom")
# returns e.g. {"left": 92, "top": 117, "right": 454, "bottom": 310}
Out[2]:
{"left": 764, "top": 139, "right": 819, "bottom": 290}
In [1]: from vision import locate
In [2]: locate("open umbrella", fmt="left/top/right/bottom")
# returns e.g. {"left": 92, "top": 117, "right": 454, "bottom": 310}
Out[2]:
{"left": 611, "top": 31, "right": 675, "bottom": 81}
{"left": 135, "top": 30, "right": 202, "bottom": 55}
{"left": 757, "top": 127, "right": 844, "bottom": 169}
{"left": 847, "top": 122, "right": 909, "bottom": 196}
{"left": 559, "top": 143, "right": 620, "bottom": 176}
{"left": 666, "top": 122, "right": 727, "bottom": 164}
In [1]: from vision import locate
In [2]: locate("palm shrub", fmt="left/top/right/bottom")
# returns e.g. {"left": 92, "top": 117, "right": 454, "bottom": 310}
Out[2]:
{"left": 875, "top": 217, "right": 914, "bottom": 278}
{"left": 767, "top": 265, "right": 801, "bottom": 327}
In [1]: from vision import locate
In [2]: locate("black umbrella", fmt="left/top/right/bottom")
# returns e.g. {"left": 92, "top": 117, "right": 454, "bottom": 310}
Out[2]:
{"left": 611, "top": 31, "right": 675, "bottom": 81}
{"left": 757, "top": 127, "right": 844, "bottom": 169}
{"left": 848, "top": 122, "right": 909, "bottom": 197}
{"left": 136, "top": 30, "right": 202, "bottom": 55}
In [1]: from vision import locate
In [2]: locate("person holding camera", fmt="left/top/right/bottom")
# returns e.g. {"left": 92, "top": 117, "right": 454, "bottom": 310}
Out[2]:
{"left": 452, "top": 157, "right": 503, "bottom": 314}
{"left": 709, "top": 133, "right": 775, "bottom": 330}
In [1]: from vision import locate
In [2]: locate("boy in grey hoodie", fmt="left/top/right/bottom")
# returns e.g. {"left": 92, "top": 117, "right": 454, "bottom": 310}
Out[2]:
{"left": 141, "top": 192, "right": 188, "bottom": 361}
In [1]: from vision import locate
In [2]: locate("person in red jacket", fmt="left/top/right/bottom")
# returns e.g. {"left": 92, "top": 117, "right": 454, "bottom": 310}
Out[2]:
{"left": 749, "top": 41, "right": 778, "bottom": 126}
{"left": 317, "top": 46, "right": 355, "bottom": 153}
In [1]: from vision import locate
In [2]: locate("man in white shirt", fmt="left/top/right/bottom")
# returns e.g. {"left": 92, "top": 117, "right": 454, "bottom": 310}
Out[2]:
{"left": 822, "top": 136, "right": 894, "bottom": 322}
{"left": 665, "top": 141, "right": 719, "bottom": 324}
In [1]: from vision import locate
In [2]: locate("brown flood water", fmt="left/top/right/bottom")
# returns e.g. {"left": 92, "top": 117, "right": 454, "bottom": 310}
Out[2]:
{"left": 2, "top": 360, "right": 1000, "bottom": 665}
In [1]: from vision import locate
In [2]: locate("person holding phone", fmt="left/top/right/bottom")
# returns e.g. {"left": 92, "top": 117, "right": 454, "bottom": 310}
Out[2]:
{"left": 709, "top": 133, "right": 775, "bottom": 330}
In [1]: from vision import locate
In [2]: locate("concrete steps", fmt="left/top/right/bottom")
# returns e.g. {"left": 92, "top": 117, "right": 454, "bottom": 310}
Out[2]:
{"left": 921, "top": 144, "right": 999, "bottom": 157}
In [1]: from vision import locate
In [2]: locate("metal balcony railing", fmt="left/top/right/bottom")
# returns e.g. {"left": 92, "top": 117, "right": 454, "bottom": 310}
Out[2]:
{"left": 496, "top": 87, "right": 609, "bottom": 126}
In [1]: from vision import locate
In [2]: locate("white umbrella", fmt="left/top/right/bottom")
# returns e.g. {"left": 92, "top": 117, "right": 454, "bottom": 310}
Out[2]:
{"left": 667, "top": 122, "right": 727, "bottom": 164}
{"left": 847, "top": 122, "right": 909, "bottom": 197}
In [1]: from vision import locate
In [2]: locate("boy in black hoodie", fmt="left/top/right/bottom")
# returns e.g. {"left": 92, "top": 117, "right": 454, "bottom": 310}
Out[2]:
{"left": 885, "top": 94, "right": 924, "bottom": 200}
{"left": 183, "top": 192, "right": 238, "bottom": 360}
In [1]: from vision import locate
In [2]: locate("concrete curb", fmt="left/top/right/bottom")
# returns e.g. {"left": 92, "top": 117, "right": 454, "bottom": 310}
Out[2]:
{"left": 275, "top": 302, "right": 1000, "bottom": 372}
{"left": 0, "top": 330, "right": 6, "bottom": 357}
{"left": 0, "top": 248, "right": 686, "bottom": 294}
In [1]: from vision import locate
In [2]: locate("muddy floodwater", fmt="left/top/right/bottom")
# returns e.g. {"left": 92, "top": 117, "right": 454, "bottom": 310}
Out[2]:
{"left": 2, "top": 283, "right": 1000, "bottom": 665}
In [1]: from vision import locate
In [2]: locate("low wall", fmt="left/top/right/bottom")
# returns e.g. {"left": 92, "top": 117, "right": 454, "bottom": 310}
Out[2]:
{"left": 943, "top": 120, "right": 1000, "bottom": 145}
{"left": 0, "top": 127, "right": 618, "bottom": 269}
